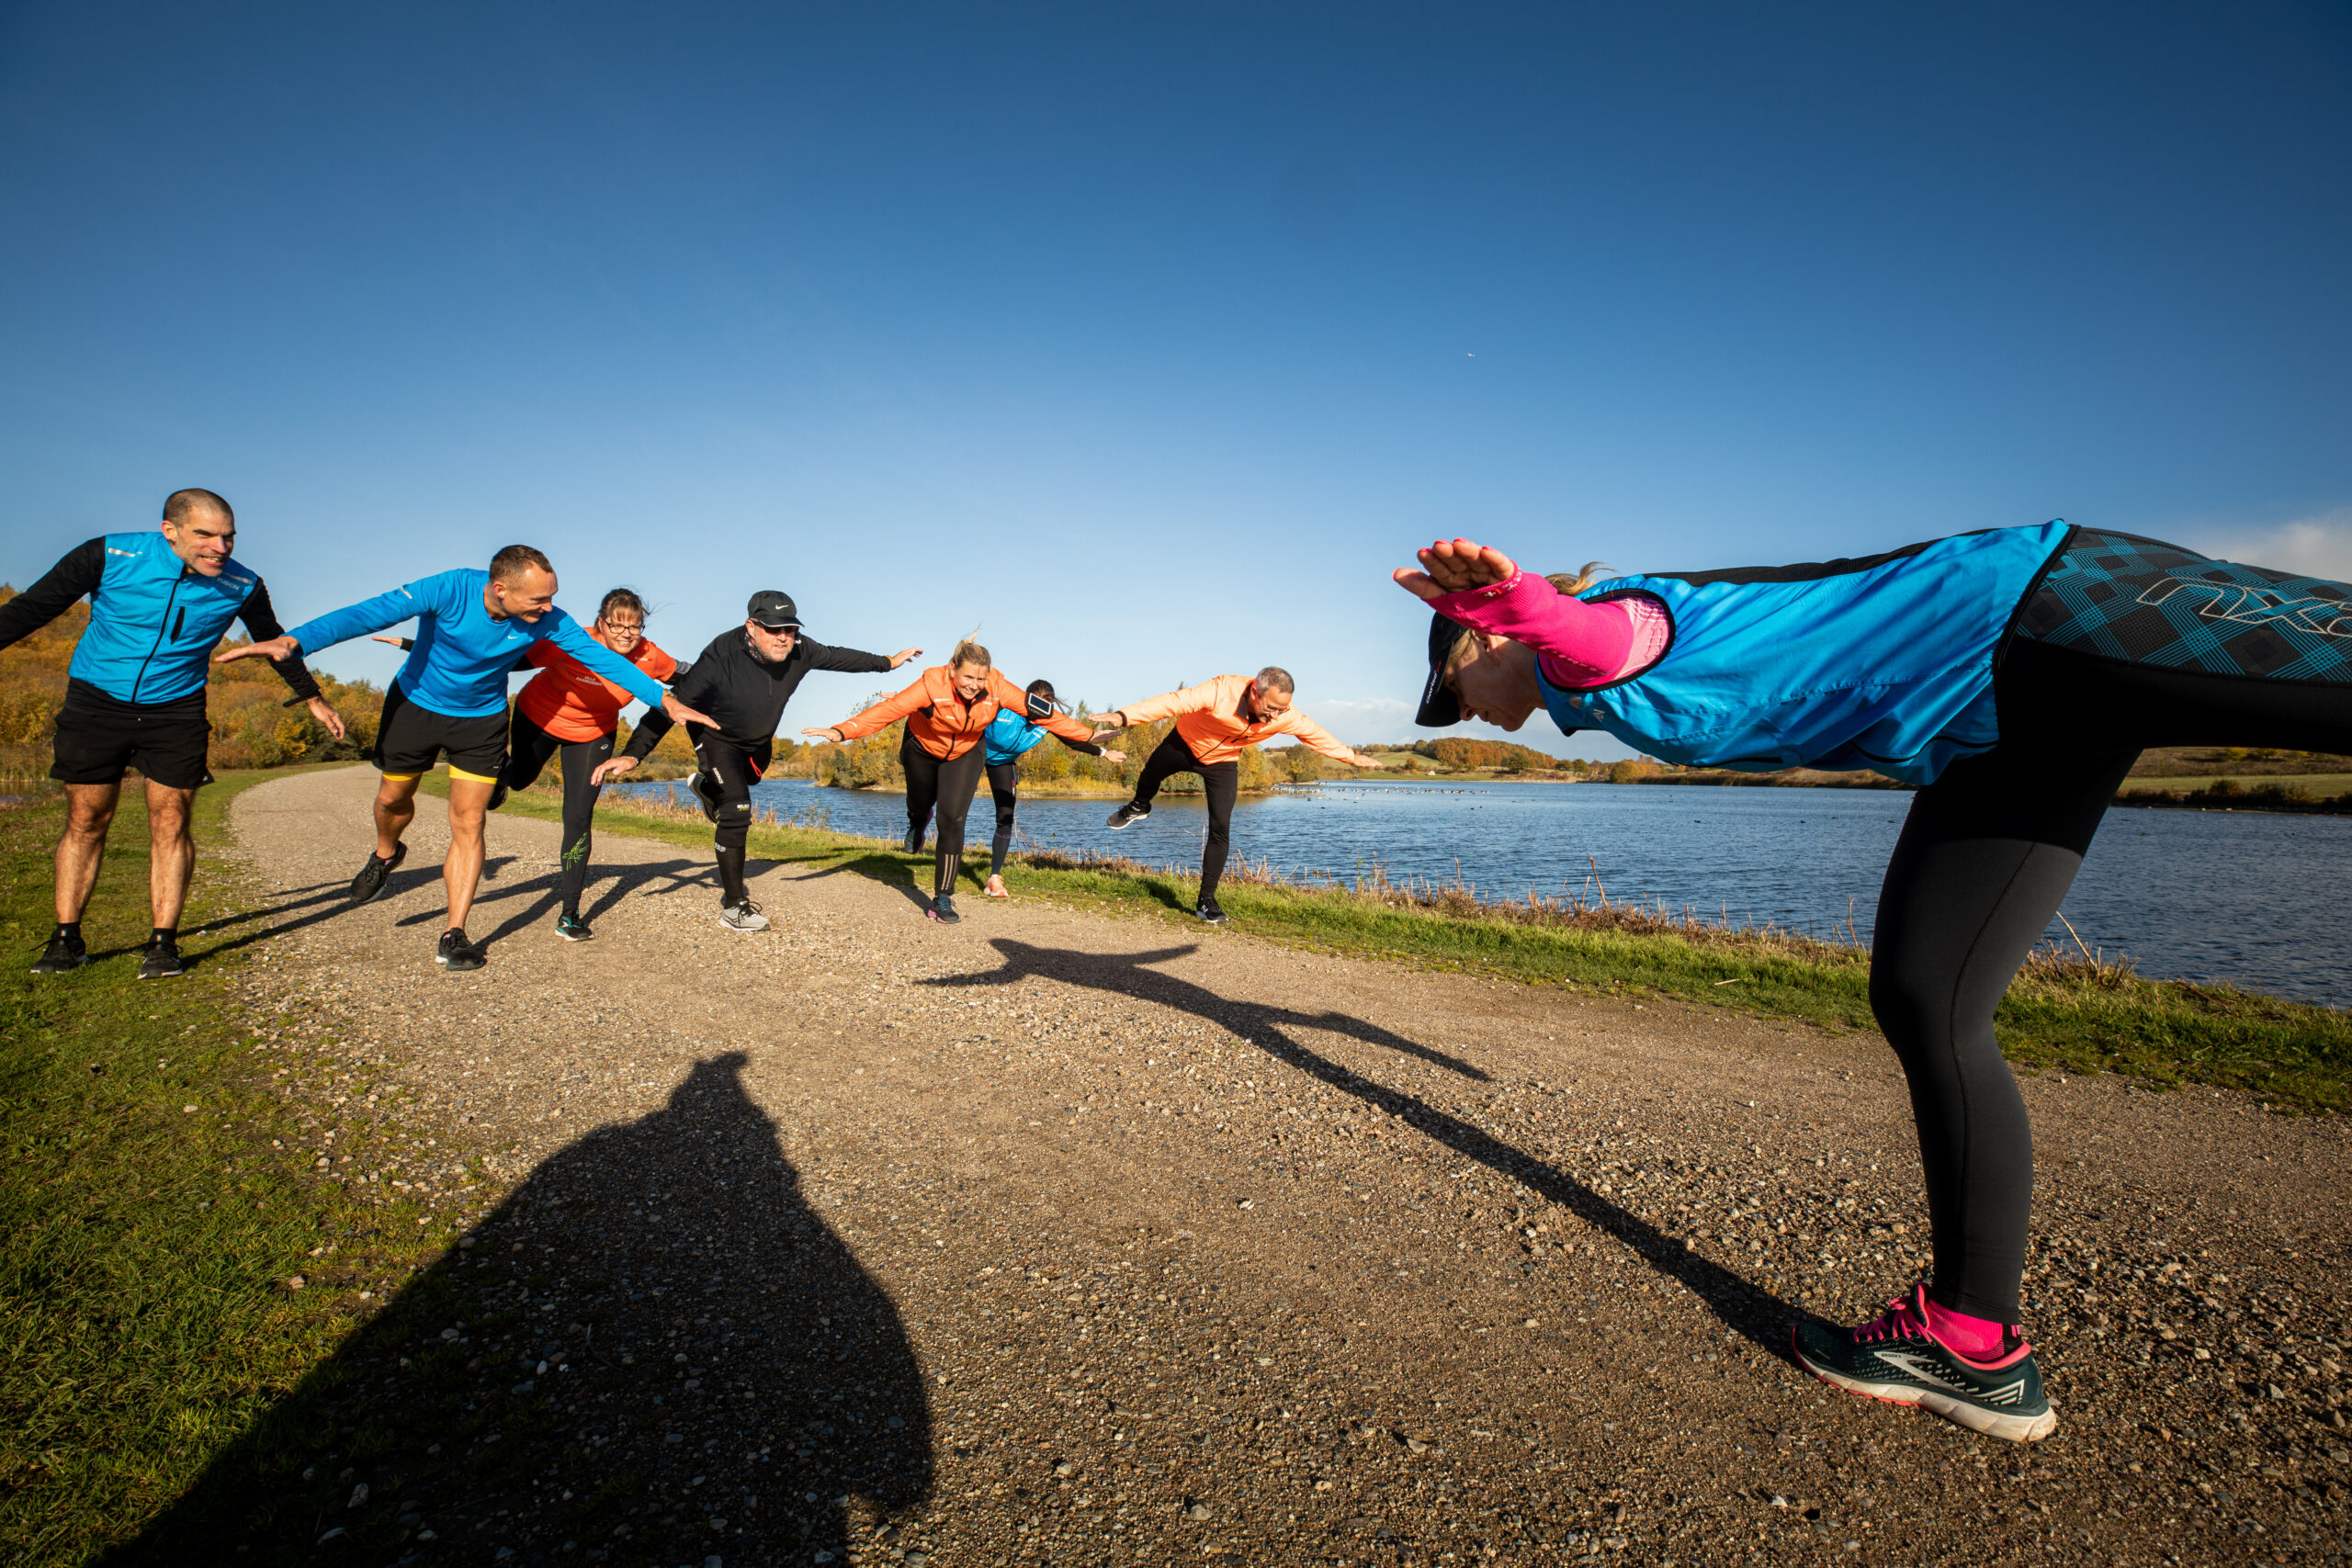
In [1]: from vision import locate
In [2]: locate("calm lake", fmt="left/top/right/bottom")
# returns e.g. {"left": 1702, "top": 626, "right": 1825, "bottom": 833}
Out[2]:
{"left": 617, "top": 776, "right": 2350, "bottom": 1009}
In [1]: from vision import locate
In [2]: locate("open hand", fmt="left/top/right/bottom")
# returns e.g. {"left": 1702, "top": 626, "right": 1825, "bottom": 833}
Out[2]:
{"left": 368, "top": 634, "right": 409, "bottom": 649}
{"left": 888, "top": 647, "right": 923, "bottom": 669}
{"left": 216, "top": 635, "right": 299, "bottom": 664}
{"left": 590, "top": 755, "right": 639, "bottom": 786}
{"left": 307, "top": 697, "right": 347, "bottom": 740}
{"left": 1347, "top": 751, "right": 1385, "bottom": 769}
{"left": 1392, "top": 537, "right": 1521, "bottom": 602}
{"left": 1100, "top": 748, "right": 1126, "bottom": 764}
{"left": 661, "top": 693, "right": 718, "bottom": 728}
{"left": 1090, "top": 715, "right": 1126, "bottom": 739}
{"left": 801, "top": 726, "right": 846, "bottom": 742}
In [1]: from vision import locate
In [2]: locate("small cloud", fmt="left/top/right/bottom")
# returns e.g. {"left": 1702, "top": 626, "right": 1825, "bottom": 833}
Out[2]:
{"left": 2186, "top": 508, "right": 2352, "bottom": 582}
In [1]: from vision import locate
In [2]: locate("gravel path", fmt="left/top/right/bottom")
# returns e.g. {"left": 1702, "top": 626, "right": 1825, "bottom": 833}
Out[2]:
{"left": 216, "top": 766, "right": 2351, "bottom": 1566}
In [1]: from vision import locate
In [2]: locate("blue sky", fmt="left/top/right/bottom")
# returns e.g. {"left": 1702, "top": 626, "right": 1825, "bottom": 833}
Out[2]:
{"left": 6, "top": 2, "right": 2348, "bottom": 753}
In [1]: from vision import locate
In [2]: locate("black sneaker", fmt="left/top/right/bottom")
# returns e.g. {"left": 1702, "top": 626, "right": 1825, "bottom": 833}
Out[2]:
{"left": 1792, "top": 1282, "right": 2058, "bottom": 1443}
{"left": 1105, "top": 801, "right": 1152, "bottom": 829}
{"left": 928, "top": 893, "right": 961, "bottom": 924}
{"left": 685, "top": 772, "right": 720, "bottom": 825}
{"left": 555, "top": 910, "right": 593, "bottom": 942}
{"left": 487, "top": 778, "right": 511, "bottom": 811}
{"left": 904, "top": 825, "right": 925, "bottom": 855}
{"left": 347, "top": 841, "right": 409, "bottom": 906}
{"left": 435, "top": 929, "right": 487, "bottom": 972}
{"left": 138, "top": 933, "right": 185, "bottom": 980}
{"left": 1195, "top": 897, "right": 1227, "bottom": 925}
{"left": 31, "top": 929, "right": 87, "bottom": 975}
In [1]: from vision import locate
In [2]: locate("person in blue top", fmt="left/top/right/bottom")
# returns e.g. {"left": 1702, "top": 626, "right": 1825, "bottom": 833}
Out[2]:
{"left": 0, "top": 490, "right": 344, "bottom": 980}
{"left": 974, "top": 679, "right": 1125, "bottom": 899}
{"left": 1400, "top": 524, "right": 2352, "bottom": 1445}
{"left": 221, "top": 544, "right": 716, "bottom": 973}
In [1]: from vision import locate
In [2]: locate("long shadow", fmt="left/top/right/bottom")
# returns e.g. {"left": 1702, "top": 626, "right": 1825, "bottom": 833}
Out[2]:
{"left": 396, "top": 857, "right": 721, "bottom": 949}
{"left": 933, "top": 938, "right": 1803, "bottom": 1355}
{"left": 787, "top": 851, "right": 933, "bottom": 913}
{"left": 163, "top": 859, "right": 515, "bottom": 972}
{"left": 109, "top": 1053, "right": 932, "bottom": 1565}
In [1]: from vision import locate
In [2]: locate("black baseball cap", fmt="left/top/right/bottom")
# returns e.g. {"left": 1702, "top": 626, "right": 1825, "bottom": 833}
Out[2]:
{"left": 1414, "top": 607, "right": 1468, "bottom": 728}
{"left": 746, "top": 591, "right": 802, "bottom": 631}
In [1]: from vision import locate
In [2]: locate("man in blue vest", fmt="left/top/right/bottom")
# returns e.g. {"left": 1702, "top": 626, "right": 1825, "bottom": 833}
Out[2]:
{"left": 222, "top": 546, "right": 717, "bottom": 972}
{"left": 0, "top": 490, "right": 345, "bottom": 979}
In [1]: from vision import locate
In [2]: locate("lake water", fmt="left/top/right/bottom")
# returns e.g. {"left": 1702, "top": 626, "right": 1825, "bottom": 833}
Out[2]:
{"left": 616, "top": 776, "right": 2350, "bottom": 1009}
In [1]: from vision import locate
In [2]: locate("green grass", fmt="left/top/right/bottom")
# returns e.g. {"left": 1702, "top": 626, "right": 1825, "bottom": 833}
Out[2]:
{"left": 0, "top": 770, "right": 472, "bottom": 1563}
{"left": 468, "top": 773, "right": 2352, "bottom": 1113}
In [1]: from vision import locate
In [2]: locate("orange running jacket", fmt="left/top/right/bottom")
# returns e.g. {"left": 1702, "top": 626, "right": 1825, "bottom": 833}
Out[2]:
{"left": 514, "top": 634, "right": 679, "bottom": 742}
{"left": 832, "top": 665, "right": 1097, "bottom": 761}
{"left": 1111, "top": 674, "right": 1355, "bottom": 765}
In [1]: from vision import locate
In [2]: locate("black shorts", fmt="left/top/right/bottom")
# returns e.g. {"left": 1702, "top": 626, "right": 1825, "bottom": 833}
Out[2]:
{"left": 375, "top": 682, "right": 508, "bottom": 783}
{"left": 51, "top": 679, "right": 212, "bottom": 791}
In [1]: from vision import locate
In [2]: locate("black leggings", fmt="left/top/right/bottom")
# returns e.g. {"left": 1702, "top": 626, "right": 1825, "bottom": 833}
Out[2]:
{"left": 987, "top": 761, "right": 1022, "bottom": 877}
{"left": 901, "top": 732, "right": 986, "bottom": 897}
{"left": 688, "top": 728, "right": 769, "bottom": 905}
{"left": 502, "top": 712, "right": 613, "bottom": 915}
{"left": 1878, "top": 637, "right": 2352, "bottom": 1324}
{"left": 1129, "top": 730, "right": 1240, "bottom": 901}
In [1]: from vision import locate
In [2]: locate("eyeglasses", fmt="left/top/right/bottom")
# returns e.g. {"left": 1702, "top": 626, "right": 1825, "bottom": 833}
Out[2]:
{"left": 602, "top": 620, "right": 645, "bottom": 635}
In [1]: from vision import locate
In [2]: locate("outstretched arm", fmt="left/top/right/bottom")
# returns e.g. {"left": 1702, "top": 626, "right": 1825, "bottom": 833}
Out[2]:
{"left": 0, "top": 539, "right": 105, "bottom": 652}
{"left": 1278, "top": 711, "right": 1382, "bottom": 767}
{"left": 222, "top": 575, "right": 454, "bottom": 665}
{"left": 541, "top": 614, "right": 715, "bottom": 730}
{"left": 807, "top": 637, "right": 923, "bottom": 674}
{"left": 1090, "top": 677, "right": 1227, "bottom": 733}
{"left": 236, "top": 579, "right": 344, "bottom": 738}
{"left": 1393, "top": 536, "right": 1637, "bottom": 685}
{"left": 805, "top": 675, "right": 930, "bottom": 743}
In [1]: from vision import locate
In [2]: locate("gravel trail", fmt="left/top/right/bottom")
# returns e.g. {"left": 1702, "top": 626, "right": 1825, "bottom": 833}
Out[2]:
{"left": 213, "top": 765, "right": 2351, "bottom": 1566}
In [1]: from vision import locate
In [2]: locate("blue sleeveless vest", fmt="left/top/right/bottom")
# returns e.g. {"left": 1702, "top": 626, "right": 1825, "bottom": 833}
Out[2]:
{"left": 68, "top": 531, "right": 266, "bottom": 705}
{"left": 1537, "top": 521, "right": 2073, "bottom": 786}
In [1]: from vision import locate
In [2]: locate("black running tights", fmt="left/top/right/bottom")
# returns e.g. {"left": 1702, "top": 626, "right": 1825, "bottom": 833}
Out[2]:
{"left": 1877, "top": 639, "right": 2352, "bottom": 1324}
{"left": 691, "top": 730, "right": 768, "bottom": 905}
{"left": 987, "top": 761, "right": 1022, "bottom": 877}
{"left": 1129, "top": 730, "right": 1240, "bottom": 901}
{"left": 503, "top": 711, "right": 614, "bottom": 915}
{"left": 901, "top": 732, "right": 986, "bottom": 896}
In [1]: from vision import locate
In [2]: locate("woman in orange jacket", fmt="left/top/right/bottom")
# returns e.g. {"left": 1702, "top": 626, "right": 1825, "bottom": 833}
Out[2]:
{"left": 805, "top": 639, "right": 1098, "bottom": 923}
{"left": 1091, "top": 668, "right": 1381, "bottom": 924}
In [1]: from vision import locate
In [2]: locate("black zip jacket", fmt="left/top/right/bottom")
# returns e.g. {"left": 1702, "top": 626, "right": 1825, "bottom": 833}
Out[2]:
{"left": 624, "top": 629, "right": 894, "bottom": 759}
{"left": 0, "top": 536, "right": 323, "bottom": 703}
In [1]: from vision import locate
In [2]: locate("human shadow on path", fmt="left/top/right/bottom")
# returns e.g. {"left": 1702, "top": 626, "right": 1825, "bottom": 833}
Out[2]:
{"left": 391, "top": 856, "right": 722, "bottom": 949}
{"left": 111, "top": 1053, "right": 933, "bottom": 1566}
{"left": 930, "top": 938, "right": 1802, "bottom": 1356}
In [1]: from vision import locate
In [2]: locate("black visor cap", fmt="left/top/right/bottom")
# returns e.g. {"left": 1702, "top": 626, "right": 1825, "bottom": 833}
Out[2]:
{"left": 1415, "top": 607, "right": 1465, "bottom": 728}
{"left": 746, "top": 590, "right": 802, "bottom": 631}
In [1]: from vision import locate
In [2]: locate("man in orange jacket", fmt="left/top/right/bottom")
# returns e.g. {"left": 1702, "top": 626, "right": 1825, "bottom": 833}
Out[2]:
{"left": 1091, "top": 668, "right": 1381, "bottom": 924}
{"left": 806, "top": 638, "right": 1098, "bottom": 924}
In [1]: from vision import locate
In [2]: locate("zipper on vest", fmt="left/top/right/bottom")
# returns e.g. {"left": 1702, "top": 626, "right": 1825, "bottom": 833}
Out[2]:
{"left": 132, "top": 571, "right": 190, "bottom": 705}
{"left": 174, "top": 607, "right": 187, "bottom": 639}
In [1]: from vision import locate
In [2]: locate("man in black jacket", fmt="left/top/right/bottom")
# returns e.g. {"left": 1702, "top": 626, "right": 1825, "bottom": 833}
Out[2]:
{"left": 593, "top": 590, "right": 917, "bottom": 931}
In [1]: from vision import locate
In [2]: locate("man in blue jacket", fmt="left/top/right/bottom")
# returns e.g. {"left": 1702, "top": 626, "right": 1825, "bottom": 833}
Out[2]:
{"left": 0, "top": 490, "right": 345, "bottom": 979}
{"left": 224, "top": 545, "right": 716, "bottom": 972}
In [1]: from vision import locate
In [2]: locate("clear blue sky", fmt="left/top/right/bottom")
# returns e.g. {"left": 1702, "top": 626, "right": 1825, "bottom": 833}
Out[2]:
{"left": 6, "top": 2, "right": 2348, "bottom": 752}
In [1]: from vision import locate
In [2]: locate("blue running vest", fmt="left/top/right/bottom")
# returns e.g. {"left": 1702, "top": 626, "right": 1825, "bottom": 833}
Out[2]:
{"left": 1536, "top": 521, "right": 2073, "bottom": 786}
{"left": 69, "top": 531, "right": 271, "bottom": 705}
{"left": 982, "top": 708, "right": 1053, "bottom": 766}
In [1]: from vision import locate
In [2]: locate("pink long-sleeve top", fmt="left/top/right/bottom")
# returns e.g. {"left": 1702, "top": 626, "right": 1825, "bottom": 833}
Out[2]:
{"left": 1429, "top": 570, "right": 1671, "bottom": 688}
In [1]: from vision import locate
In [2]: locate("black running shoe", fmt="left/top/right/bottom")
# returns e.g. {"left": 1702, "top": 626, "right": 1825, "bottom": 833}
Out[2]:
{"left": 31, "top": 929, "right": 87, "bottom": 975}
{"left": 928, "top": 893, "right": 961, "bottom": 924}
{"left": 555, "top": 910, "right": 593, "bottom": 942}
{"left": 904, "top": 825, "right": 925, "bottom": 855}
{"left": 1195, "top": 897, "right": 1227, "bottom": 925}
{"left": 435, "top": 928, "right": 488, "bottom": 972}
{"left": 138, "top": 933, "right": 185, "bottom": 980}
{"left": 1792, "top": 1282, "right": 2058, "bottom": 1443}
{"left": 685, "top": 772, "right": 720, "bottom": 824}
{"left": 347, "top": 841, "right": 408, "bottom": 906}
{"left": 487, "top": 778, "right": 510, "bottom": 811}
{"left": 1105, "top": 801, "right": 1151, "bottom": 829}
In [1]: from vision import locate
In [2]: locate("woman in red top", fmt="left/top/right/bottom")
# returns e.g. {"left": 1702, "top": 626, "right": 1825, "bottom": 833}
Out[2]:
{"left": 806, "top": 638, "right": 1097, "bottom": 923}
{"left": 503, "top": 587, "right": 678, "bottom": 940}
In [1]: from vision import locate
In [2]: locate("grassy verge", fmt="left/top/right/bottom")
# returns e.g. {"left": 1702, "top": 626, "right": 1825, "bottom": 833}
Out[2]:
{"left": 466, "top": 773, "right": 2352, "bottom": 1113}
{"left": 0, "top": 768, "right": 481, "bottom": 1562}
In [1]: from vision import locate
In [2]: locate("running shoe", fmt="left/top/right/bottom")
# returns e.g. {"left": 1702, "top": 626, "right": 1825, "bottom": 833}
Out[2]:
{"left": 1105, "top": 801, "right": 1151, "bottom": 829}
{"left": 137, "top": 932, "right": 185, "bottom": 980}
{"left": 984, "top": 874, "right": 1009, "bottom": 898}
{"left": 347, "top": 841, "right": 409, "bottom": 906}
{"left": 435, "top": 929, "right": 488, "bottom": 972}
{"left": 904, "top": 825, "right": 925, "bottom": 855}
{"left": 487, "top": 778, "right": 510, "bottom": 811}
{"left": 555, "top": 910, "right": 594, "bottom": 942}
{"left": 929, "top": 893, "right": 962, "bottom": 924}
{"left": 1195, "top": 897, "right": 1227, "bottom": 925}
{"left": 684, "top": 773, "right": 720, "bottom": 825}
{"left": 1792, "top": 1282, "right": 2058, "bottom": 1443}
{"left": 31, "top": 929, "right": 87, "bottom": 975}
{"left": 719, "top": 898, "right": 770, "bottom": 932}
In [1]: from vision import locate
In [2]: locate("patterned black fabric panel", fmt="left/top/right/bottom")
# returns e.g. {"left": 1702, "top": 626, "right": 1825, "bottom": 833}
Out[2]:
{"left": 2013, "top": 530, "right": 2352, "bottom": 684}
